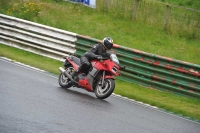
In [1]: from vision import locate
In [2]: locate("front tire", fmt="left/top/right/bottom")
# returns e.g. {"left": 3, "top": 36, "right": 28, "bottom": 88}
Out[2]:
{"left": 95, "top": 78, "right": 115, "bottom": 99}
{"left": 58, "top": 65, "right": 74, "bottom": 88}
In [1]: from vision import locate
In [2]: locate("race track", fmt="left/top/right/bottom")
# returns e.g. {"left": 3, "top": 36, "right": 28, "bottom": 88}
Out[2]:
{"left": 0, "top": 58, "right": 199, "bottom": 133}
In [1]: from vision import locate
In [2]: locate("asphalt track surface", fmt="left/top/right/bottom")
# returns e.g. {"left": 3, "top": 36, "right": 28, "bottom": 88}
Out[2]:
{"left": 0, "top": 58, "right": 200, "bottom": 133}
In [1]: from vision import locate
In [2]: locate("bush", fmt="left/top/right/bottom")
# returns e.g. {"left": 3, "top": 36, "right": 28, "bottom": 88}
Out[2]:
{"left": 6, "top": 2, "right": 44, "bottom": 20}
{"left": 54, "top": 0, "right": 63, "bottom": 3}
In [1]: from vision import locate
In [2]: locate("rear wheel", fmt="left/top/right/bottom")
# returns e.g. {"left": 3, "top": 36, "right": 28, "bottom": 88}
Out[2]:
{"left": 58, "top": 65, "right": 74, "bottom": 88}
{"left": 95, "top": 78, "right": 115, "bottom": 99}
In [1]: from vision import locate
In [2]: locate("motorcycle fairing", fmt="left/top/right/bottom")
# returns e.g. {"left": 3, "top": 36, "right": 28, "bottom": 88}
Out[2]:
{"left": 67, "top": 56, "right": 80, "bottom": 70}
{"left": 78, "top": 77, "right": 93, "bottom": 92}
{"left": 65, "top": 56, "right": 118, "bottom": 92}
{"left": 78, "top": 67, "right": 99, "bottom": 92}
{"left": 92, "top": 60, "right": 120, "bottom": 76}
{"left": 68, "top": 56, "right": 81, "bottom": 65}
{"left": 89, "top": 67, "right": 99, "bottom": 77}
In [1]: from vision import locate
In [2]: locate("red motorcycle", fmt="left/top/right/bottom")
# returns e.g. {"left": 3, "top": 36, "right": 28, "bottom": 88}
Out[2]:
{"left": 58, "top": 53, "right": 124, "bottom": 99}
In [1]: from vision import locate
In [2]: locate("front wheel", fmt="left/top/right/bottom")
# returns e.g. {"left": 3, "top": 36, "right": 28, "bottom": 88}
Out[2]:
{"left": 95, "top": 78, "right": 115, "bottom": 99}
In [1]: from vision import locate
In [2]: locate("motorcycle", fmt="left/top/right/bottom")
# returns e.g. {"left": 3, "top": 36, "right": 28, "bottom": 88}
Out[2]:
{"left": 58, "top": 53, "right": 125, "bottom": 99}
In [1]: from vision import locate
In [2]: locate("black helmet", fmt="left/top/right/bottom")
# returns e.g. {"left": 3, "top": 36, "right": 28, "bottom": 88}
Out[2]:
{"left": 102, "top": 37, "right": 113, "bottom": 50}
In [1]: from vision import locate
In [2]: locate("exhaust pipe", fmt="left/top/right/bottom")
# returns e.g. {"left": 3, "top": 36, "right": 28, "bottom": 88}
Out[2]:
{"left": 59, "top": 67, "right": 78, "bottom": 84}
{"left": 59, "top": 67, "right": 66, "bottom": 73}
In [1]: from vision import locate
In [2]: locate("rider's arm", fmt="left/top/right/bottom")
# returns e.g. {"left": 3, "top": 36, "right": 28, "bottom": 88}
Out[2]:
{"left": 93, "top": 44, "right": 110, "bottom": 58}
{"left": 100, "top": 51, "right": 110, "bottom": 58}
{"left": 85, "top": 44, "right": 110, "bottom": 60}
{"left": 84, "top": 44, "right": 99, "bottom": 59}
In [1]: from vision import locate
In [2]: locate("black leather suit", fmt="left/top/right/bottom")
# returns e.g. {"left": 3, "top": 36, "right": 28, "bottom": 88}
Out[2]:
{"left": 77, "top": 43, "right": 111, "bottom": 74}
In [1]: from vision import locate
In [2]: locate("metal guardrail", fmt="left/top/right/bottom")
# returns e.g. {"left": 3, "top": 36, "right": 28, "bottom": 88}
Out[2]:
{"left": 0, "top": 14, "right": 200, "bottom": 99}
{"left": 0, "top": 14, "right": 76, "bottom": 61}
{"left": 75, "top": 35, "right": 200, "bottom": 99}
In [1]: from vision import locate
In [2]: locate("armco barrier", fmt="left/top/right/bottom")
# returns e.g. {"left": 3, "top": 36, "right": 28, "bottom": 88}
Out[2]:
{"left": 76, "top": 35, "right": 200, "bottom": 99}
{"left": 0, "top": 14, "right": 200, "bottom": 99}
{"left": 0, "top": 14, "right": 76, "bottom": 61}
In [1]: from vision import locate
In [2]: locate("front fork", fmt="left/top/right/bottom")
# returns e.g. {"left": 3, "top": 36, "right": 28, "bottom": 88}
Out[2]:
{"left": 99, "top": 70, "right": 114, "bottom": 87}
{"left": 100, "top": 70, "right": 105, "bottom": 86}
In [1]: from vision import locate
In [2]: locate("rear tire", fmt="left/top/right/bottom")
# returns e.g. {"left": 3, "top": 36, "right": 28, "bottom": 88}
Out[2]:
{"left": 95, "top": 78, "right": 115, "bottom": 99}
{"left": 58, "top": 65, "right": 74, "bottom": 88}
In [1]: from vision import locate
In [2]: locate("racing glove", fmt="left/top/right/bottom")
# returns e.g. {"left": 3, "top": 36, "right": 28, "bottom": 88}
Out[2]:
{"left": 95, "top": 55, "right": 103, "bottom": 60}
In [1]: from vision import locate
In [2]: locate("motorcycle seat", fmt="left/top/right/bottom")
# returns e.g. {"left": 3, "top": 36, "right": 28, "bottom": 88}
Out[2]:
{"left": 71, "top": 56, "right": 81, "bottom": 66}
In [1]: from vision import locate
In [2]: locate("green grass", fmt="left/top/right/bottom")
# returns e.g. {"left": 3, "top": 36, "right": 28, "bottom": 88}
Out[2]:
{"left": 96, "top": 0, "right": 200, "bottom": 40}
{"left": 0, "top": 45, "right": 61, "bottom": 75}
{"left": 158, "top": 0, "right": 200, "bottom": 9}
{"left": 1, "top": 44, "right": 200, "bottom": 121}
{"left": 116, "top": 81, "right": 200, "bottom": 119}
{"left": 1, "top": 0, "right": 199, "bottom": 64}
{"left": 0, "top": 0, "right": 200, "bottom": 121}
{"left": 43, "top": 3, "right": 198, "bottom": 64}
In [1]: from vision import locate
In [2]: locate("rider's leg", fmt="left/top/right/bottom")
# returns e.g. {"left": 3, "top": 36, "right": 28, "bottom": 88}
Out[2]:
{"left": 71, "top": 56, "right": 90, "bottom": 79}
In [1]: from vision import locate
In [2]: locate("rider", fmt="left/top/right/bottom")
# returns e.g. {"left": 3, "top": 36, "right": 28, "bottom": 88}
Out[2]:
{"left": 71, "top": 37, "right": 114, "bottom": 79}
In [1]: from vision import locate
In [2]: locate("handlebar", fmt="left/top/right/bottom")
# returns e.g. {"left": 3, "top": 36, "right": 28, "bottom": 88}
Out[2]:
{"left": 120, "top": 65, "right": 126, "bottom": 70}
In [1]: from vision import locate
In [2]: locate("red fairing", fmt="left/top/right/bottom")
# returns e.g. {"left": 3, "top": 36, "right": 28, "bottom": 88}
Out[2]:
{"left": 104, "top": 75, "right": 115, "bottom": 79}
{"left": 91, "top": 60, "right": 120, "bottom": 76}
{"left": 78, "top": 78, "right": 93, "bottom": 92}
{"left": 67, "top": 57, "right": 79, "bottom": 70}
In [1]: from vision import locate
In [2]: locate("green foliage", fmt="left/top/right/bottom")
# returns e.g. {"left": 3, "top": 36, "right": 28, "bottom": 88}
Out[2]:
{"left": 159, "top": 0, "right": 200, "bottom": 9}
{"left": 0, "top": 0, "right": 7, "bottom": 5}
{"left": 0, "top": 1, "right": 199, "bottom": 88}
{"left": 6, "top": 1, "right": 44, "bottom": 20}
{"left": 54, "top": 0, "right": 63, "bottom": 3}
{"left": 96, "top": 0, "right": 200, "bottom": 40}
{"left": 0, "top": 0, "right": 199, "bottom": 65}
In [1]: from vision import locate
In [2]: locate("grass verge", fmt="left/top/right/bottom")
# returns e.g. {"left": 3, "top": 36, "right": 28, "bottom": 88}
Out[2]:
{"left": 1, "top": 44, "right": 200, "bottom": 122}
{"left": 1, "top": 0, "right": 200, "bottom": 64}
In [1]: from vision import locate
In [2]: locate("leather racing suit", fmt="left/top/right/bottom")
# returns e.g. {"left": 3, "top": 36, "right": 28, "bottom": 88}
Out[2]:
{"left": 73, "top": 43, "right": 111, "bottom": 77}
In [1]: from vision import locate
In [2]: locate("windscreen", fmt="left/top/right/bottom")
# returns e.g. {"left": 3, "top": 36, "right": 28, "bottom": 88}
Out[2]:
{"left": 110, "top": 54, "right": 119, "bottom": 65}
